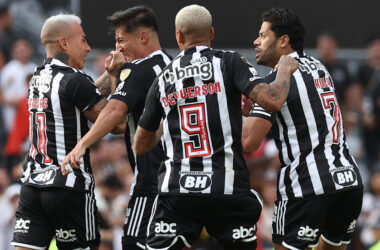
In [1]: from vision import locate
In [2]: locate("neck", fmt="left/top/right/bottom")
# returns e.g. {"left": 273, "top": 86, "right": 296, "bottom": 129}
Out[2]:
{"left": 182, "top": 40, "right": 210, "bottom": 51}
{"left": 51, "top": 50, "right": 69, "bottom": 65}
{"left": 142, "top": 41, "right": 162, "bottom": 58}
{"left": 272, "top": 49, "right": 296, "bottom": 68}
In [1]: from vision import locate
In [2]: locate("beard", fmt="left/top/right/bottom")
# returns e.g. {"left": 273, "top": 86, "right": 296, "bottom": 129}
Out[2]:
{"left": 256, "top": 39, "right": 277, "bottom": 67}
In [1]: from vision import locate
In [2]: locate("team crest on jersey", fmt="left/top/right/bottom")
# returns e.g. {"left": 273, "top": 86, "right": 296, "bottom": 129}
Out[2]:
{"left": 120, "top": 69, "right": 131, "bottom": 81}
{"left": 29, "top": 68, "right": 52, "bottom": 93}
{"left": 179, "top": 170, "right": 213, "bottom": 192}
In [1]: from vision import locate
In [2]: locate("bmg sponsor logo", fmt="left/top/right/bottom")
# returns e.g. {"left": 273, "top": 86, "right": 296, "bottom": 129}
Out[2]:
{"left": 14, "top": 218, "right": 30, "bottom": 233}
{"left": 55, "top": 229, "right": 77, "bottom": 242}
{"left": 297, "top": 226, "right": 319, "bottom": 241}
{"left": 164, "top": 56, "right": 212, "bottom": 84}
{"left": 179, "top": 171, "right": 213, "bottom": 192}
{"left": 154, "top": 221, "right": 176, "bottom": 237}
{"left": 232, "top": 226, "right": 256, "bottom": 240}
{"left": 330, "top": 166, "right": 357, "bottom": 186}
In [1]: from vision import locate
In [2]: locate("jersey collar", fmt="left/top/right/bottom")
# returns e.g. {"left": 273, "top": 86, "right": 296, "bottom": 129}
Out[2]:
{"left": 287, "top": 51, "right": 305, "bottom": 58}
{"left": 44, "top": 58, "right": 85, "bottom": 74}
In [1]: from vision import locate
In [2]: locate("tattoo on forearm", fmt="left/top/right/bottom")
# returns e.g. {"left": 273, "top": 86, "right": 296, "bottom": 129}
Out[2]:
{"left": 54, "top": 51, "right": 69, "bottom": 65}
{"left": 249, "top": 72, "right": 291, "bottom": 111}
{"left": 95, "top": 73, "right": 115, "bottom": 97}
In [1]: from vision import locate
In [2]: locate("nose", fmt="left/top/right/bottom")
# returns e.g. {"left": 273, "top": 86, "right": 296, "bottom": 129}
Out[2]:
{"left": 86, "top": 42, "right": 91, "bottom": 53}
{"left": 253, "top": 37, "right": 259, "bottom": 47}
{"left": 115, "top": 43, "right": 122, "bottom": 52}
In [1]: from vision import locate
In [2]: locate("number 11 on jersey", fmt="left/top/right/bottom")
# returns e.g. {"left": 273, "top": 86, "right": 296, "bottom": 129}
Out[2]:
{"left": 29, "top": 112, "right": 52, "bottom": 163}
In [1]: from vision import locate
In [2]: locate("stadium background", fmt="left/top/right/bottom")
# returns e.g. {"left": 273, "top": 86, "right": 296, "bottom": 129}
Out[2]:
{"left": 0, "top": 0, "right": 379, "bottom": 250}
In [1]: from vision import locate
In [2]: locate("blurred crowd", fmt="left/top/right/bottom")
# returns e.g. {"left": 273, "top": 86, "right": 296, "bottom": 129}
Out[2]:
{"left": 0, "top": 3, "right": 379, "bottom": 250}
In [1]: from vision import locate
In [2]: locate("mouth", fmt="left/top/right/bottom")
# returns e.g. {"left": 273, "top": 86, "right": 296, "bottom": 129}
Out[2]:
{"left": 255, "top": 48, "right": 261, "bottom": 59}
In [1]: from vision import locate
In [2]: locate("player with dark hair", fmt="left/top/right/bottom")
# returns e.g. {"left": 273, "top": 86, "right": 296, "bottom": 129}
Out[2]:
{"left": 242, "top": 8, "right": 363, "bottom": 250}
{"left": 11, "top": 14, "right": 125, "bottom": 250}
{"left": 61, "top": 6, "right": 172, "bottom": 250}
{"left": 134, "top": 4, "right": 298, "bottom": 250}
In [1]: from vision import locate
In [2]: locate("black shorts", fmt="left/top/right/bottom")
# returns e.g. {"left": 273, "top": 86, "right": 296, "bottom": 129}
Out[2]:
{"left": 146, "top": 189, "right": 263, "bottom": 250}
{"left": 272, "top": 188, "right": 363, "bottom": 250}
{"left": 11, "top": 185, "right": 100, "bottom": 250}
{"left": 122, "top": 195, "right": 156, "bottom": 249}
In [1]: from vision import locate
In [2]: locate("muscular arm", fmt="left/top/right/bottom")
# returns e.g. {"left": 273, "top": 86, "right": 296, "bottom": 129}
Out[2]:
{"left": 248, "top": 55, "right": 298, "bottom": 112}
{"left": 133, "top": 123, "right": 163, "bottom": 155}
{"left": 242, "top": 117, "right": 272, "bottom": 154}
{"left": 83, "top": 99, "right": 127, "bottom": 147}
{"left": 61, "top": 99, "right": 127, "bottom": 174}
{"left": 95, "top": 51, "right": 126, "bottom": 97}
{"left": 94, "top": 71, "right": 118, "bottom": 97}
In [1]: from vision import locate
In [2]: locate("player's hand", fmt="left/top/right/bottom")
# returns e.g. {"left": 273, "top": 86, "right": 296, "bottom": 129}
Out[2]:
{"left": 275, "top": 55, "right": 299, "bottom": 74}
{"left": 241, "top": 94, "right": 253, "bottom": 117}
{"left": 60, "top": 144, "right": 85, "bottom": 176}
{"left": 105, "top": 51, "right": 126, "bottom": 78}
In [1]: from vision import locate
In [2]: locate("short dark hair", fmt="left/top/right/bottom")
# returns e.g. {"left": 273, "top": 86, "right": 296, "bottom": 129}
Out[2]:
{"left": 107, "top": 6, "right": 159, "bottom": 34}
{"left": 262, "top": 8, "right": 305, "bottom": 54}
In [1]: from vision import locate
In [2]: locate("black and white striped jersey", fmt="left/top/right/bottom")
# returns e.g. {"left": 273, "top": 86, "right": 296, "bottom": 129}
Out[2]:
{"left": 22, "top": 58, "right": 102, "bottom": 192}
{"left": 139, "top": 46, "right": 263, "bottom": 196}
{"left": 249, "top": 52, "right": 363, "bottom": 201}
{"left": 111, "top": 50, "right": 172, "bottom": 196}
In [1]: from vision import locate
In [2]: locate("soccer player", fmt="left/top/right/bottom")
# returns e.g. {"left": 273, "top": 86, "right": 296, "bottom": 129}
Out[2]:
{"left": 242, "top": 8, "right": 363, "bottom": 250}
{"left": 60, "top": 6, "right": 172, "bottom": 250}
{"left": 133, "top": 4, "right": 298, "bottom": 250}
{"left": 11, "top": 14, "right": 125, "bottom": 250}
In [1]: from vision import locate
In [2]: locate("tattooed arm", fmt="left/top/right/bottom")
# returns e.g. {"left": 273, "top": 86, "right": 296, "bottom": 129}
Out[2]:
{"left": 95, "top": 71, "right": 117, "bottom": 97}
{"left": 95, "top": 51, "right": 126, "bottom": 97}
{"left": 248, "top": 55, "right": 298, "bottom": 112}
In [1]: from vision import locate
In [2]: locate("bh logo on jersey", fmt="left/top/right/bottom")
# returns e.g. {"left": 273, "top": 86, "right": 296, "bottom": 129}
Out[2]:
{"left": 55, "top": 229, "right": 77, "bottom": 242}
{"left": 330, "top": 166, "right": 357, "bottom": 187}
{"left": 14, "top": 218, "right": 30, "bottom": 233}
{"left": 154, "top": 221, "right": 176, "bottom": 237}
{"left": 31, "top": 168, "right": 56, "bottom": 184}
{"left": 232, "top": 226, "right": 256, "bottom": 240}
{"left": 297, "top": 226, "right": 319, "bottom": 241}
{"left": 179, "top": 171, "right": 213, "bottom": 192}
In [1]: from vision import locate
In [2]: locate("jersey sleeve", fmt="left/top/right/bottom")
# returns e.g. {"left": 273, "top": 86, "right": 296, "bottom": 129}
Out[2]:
{"left": 138, "top": 78, "right": 163, "bottom": 131}
{"left": 62, "top": 72, "right": 103, "bottom": 112}
{"left": 248, "top": 103, "right": 275, "bottom": 123}
{"left": 110, "top": 63, "right": 156, "bottom": 113}
{"left": 230, "top": 52, "right": 264, "bottom": 97}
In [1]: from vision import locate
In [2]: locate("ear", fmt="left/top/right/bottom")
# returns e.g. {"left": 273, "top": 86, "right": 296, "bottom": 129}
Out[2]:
{"left": 279, "top": 35, "right": 290, "bottom": 48}
{"left": 58, "top": 36, "right": 68, "bottom": 51}
{"left": 140, "top": 31, "right": 149, "bottom": 44}
{"left": 210, "top": 27, "right": 215, "bottom": 41}
{"left": 176, "top": 30, "right": 184, "bottom": 50}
